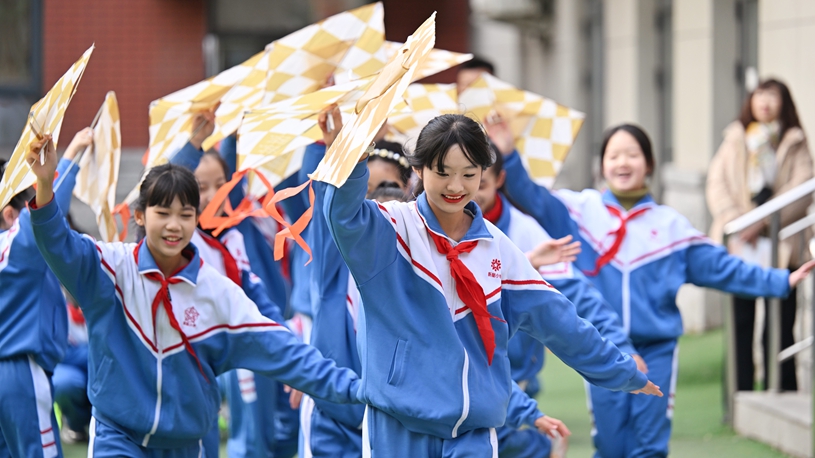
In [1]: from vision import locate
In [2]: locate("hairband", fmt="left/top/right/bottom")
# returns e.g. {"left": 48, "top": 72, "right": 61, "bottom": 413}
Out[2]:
{"left": 371, "top": 148, "right": 410, "bottom": 169}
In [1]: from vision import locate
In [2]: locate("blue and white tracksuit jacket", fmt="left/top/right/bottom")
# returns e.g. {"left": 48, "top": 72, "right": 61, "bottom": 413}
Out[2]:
{"left": 0, "top": 158, "right": 77, "bottom": 373}
{"left": 174, "top": 139, "right": 289, "bottom": 310}
{"left": 298, "top": 143, "right": 365, "bottom": 456}
{"left": 0, "top": 159, "right": 77, "bottom": 458}
{"left": 502, "top": 150, "right": 790, "bottom": 345}
{"left": 502, "top": 150, "right": 790, "bottom": 457}
{"left": 492, "top": 193, "right": 636, "bottom": 386}
{"left": 28, "top": 198, "right": 361, "bottom": 450}
{"left": 323, "top": 159, "right": 647, "bottom": 440}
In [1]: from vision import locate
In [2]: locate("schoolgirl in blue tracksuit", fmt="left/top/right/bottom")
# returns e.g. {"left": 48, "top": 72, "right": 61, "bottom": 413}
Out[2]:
{"left": 173, "top": 142, "right": 299, "bottom": 457}
{"left": 298, "top": 142, "right": 366, "bottom": 458}
{"left": 323, "top": 114, "right": 659, "bottom": 457}
{"left": 0, "top": 130, "right": 87, "bottom": 458}
{"left": 191, "top": 228, "right": 286, "bottom": 457}
{"left": 496, "top": 122, "right": 815, "bottom": 458}
{"left": 477, "top": 151, "right": 634, "bottom": 458}
{"left": 26, "top": 149, "right": 360, "bottom": 457}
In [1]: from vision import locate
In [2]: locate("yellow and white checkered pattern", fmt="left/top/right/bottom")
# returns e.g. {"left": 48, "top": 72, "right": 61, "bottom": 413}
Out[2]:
{"left": 311, "top": 13, "right": 436, "bottom": 187}
{"left": 74, "top": 92, "right": 122, "bottom": 242}
{"left": 0, "top": 45, "right": 94, "bottom": 209}
{"left": 204, "top": 2, "right": 385, "bottom": 151}
{"left": 237, "top": 77, "right": 372, "bottom": 195}
{"left": 458, "top": 72, "right": 585, "bottom": 188}
{"left": 146, "top": 50, "right": 265, "bottom": 170}
{"left": 384, "top": 41, "right": 472, "bottom": 81}
{"left": 388, "top": 83, "right": 460, "bottom": 149}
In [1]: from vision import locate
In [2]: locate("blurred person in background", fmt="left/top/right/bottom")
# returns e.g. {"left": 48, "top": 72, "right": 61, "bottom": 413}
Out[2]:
{"left": 707, "top": 78, "right": 813, "bottom": 392}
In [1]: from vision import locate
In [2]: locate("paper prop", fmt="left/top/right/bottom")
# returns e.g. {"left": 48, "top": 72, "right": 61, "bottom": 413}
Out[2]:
{"left": 311, "top": 13, "right": 437, "bottom": 186}
{"left": 458, "top": 73, "right": 585, "bottom": 187}
{"left": 203, "top": 2, "right": 385, "bottom": 151}
{"left": 72, "top": 92, "right": 123, "bottom": 242}
{"left": 146, "top": 51, "right": 265, "bottom": 170}
{"left": 238, "top": 77, "right": 373, "bottom": 190}
{"left": 388, "top": 82, "right": 461, "bottom": 149}
{"left": 251, "top": 13, "right": 437, "bottom": 265}
{"left": 197, "top": 77, "right": 373, "bottom": 235}
{"left": 0, "top": 45, "right": 94, "bottom": 209}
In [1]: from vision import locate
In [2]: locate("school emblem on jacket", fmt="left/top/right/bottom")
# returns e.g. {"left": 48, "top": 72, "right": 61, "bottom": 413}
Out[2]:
{"left": 183, "top": 307, "right": 200, "bottom": 327}
{"left": 489, "top": 259, "right": 502, "bottom": 278}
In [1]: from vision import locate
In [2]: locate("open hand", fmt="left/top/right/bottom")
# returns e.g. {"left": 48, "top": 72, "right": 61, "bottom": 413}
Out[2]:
{"left": 534, "top": 415, "right": 571, "bottom": 439}
{"left": 631, "top": 380, "right": 663, "bottom": 397}
{"left": 64, "top": 127, "right": 94, "bottom": 161}
{"left": 789, "top": 259, "right": 815, "bottom": 288}
{"left": 526, "top": 235, "right": 581, "bottom": 269}
{"left": 484, "top": 115, "right": 515, "bottom": 155}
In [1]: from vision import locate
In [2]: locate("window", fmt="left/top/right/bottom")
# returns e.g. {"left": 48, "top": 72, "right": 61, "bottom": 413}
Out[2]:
{"left": 0, "top": 0, "right": 41, "bottom": 95}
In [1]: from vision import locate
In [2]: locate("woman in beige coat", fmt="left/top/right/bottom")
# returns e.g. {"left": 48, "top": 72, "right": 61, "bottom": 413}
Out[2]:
{"left": 707, "top": 79, "right": 813, "bottom": 391}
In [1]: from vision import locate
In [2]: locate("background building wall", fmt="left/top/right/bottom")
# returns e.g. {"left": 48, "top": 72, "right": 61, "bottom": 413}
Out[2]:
{"left": 43, "top": 0, "right": 207, "bottom": 148}
{"left": 758, "top": 0, "right": 815, "bottom": 140}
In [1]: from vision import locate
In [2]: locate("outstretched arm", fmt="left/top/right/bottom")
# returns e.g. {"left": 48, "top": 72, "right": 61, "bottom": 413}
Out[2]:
{"left": 213, "top": 283, "right": 360, "bottom": 405}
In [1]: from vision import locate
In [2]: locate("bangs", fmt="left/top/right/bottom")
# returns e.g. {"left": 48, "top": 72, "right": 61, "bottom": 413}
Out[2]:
{"left": 140, "top": 164, "right": 200, "bottom": 212}
{"left": 410, "top": 114, "right": 494, "bottom": 173}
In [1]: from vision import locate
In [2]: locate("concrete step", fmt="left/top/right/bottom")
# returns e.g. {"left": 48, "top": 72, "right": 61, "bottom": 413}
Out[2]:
{"left": 734, "top": 391, "right": 812, "bottom": 457}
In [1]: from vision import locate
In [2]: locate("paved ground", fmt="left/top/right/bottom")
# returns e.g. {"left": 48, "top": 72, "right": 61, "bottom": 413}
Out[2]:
{"left": 64, "top": 329, "right": 791, "bottom": 457}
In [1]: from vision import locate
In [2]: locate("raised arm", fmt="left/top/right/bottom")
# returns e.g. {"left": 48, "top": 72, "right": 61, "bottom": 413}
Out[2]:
{"left": 323, "top": 159, "right": 398, "bottom": 286}
{"left": 501, "top": 151, "right": 577, "bottom": 240}
{"left": 498, "top": 237, "right": 654, "bottom": 394}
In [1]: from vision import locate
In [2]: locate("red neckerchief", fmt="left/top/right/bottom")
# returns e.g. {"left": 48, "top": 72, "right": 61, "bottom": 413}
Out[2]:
{"left": 196, "top": 230, "right": 242, "bottom": 286}
{"left": 136, "top": 242, "right": 207, "bottom": 380}
{"left": 426, "top": 230, "right": 505, "bottom": 365}
{"left": 482, "top": 193, "right": 503, "bottom": 225}
{"left": 584, "top": 205, "right": 649, "bottom": 276}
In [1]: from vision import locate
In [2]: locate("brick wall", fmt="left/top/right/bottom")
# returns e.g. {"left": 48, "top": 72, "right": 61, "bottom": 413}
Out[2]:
{"left": 383, "top": 0, "right": 470, "bottom": 84}
{"left": 43, "top": 0, "right": 206, "bottom": 147}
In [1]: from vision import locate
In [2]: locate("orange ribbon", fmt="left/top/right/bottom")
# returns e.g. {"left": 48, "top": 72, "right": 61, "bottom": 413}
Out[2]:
{"left": 264, "top": 179, "right": 314, "bottom": 265}
{"left": 198, "top": 168, "right": 276, "bottom": 237}
{"left": 112, "top": 202, "right": 130, "bottom": 241}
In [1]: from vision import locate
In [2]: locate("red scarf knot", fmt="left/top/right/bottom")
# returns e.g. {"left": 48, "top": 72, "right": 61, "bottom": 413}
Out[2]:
{"left": 428, "top": 231, "right": 505, "bottom": 365}
{"left": 584, "top": 205, "right": 648, "bottom": 276}
{"left": 144, "top": 272, "right": 208, "bottom": 381}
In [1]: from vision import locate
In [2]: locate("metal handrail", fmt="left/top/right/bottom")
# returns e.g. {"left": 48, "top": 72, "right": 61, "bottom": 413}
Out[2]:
{"left": 723, "top": 177, "right": 815, "bottom": 235}
{"left": 779, "top": 212, "right": 815, "bottom": 240}
{"left": 721, "top": 176, "right": 815, "bottom": 433}
{"left": 778, "top": 336, "right": 813, "bottom": 363}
